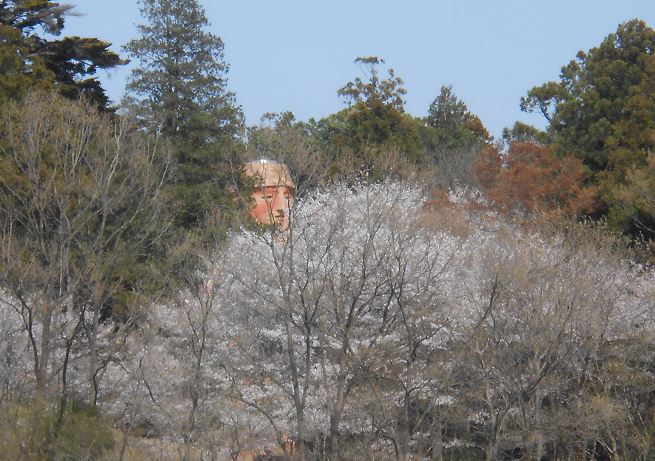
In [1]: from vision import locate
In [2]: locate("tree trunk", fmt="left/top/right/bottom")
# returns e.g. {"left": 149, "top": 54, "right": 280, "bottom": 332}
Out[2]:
{"left": 295, "top": 411, "right": 307, "bottom": 461}
{"left": 328, "top": 414, "right": 340, "bottom": 461}
{"left": 119, "top": 425, "right": 129, "bottom": 461}
{"left": 89, "top": 303, "right": 100, "bottom": 406}
{"left": 36, "top": 306, "right": 53, "bottom": 397}
{"left": 328, "top": 370, "right": 349, "bottom": 461}
{"left": 55, "top": 337, "right": 73, "bottom": 435}
{"left": 431, "top": 419, "right": 443, "bottom": 461}
{"left": 486, "top": 438, "right": 497, "bottom": 461}
{"left": 396, "top": 398, "right": 410, "bottom": 461}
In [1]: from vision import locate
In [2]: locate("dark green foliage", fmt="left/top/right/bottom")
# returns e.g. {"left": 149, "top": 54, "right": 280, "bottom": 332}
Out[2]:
{"left": 43, "top": 36, "right": 126, "bottom": 108}
{"left": 338, "top": 56, "right": 406, "bottom": 111}
{"left": 502, "top": 121, "right": 550, "bottom": 146}
{"left": 427, "top": 84, "right": 469, "bottom": 129}
{"left": 0, "top": 19, "right": 53, "bottom": 101}
{"left": 324, "top": 103, "right": 425, "bottom": 161}
{"left": 256, "top": 63, "right": 490, "bottom": 187}
{"left": 521, "top": 19, "right": 655, "bottom": 172}
{"left": 0, "top": 90, "right": 172, "bottom": 307}
{"left": 124, "top": 0, "right": 244, "bottom": 231}
{"left": 426, "top": 84, "right": 491, "bottom": 149}
{"left": 0, "top": 0, "right": 125, "bottom": 108}
{"left": 124, "top": 0, "right": 240, "bottom": 139}
{"left": 521, "top": 19, "right": 655, "bottom": 235}
{"left": 423, "top": 85, "right": 491, "bottom": 187}
{"left": 317, "top": 57, "right": 427, "bottom": 179}
{"left": 334, "top": 57, "right": 411, "bottom": 154}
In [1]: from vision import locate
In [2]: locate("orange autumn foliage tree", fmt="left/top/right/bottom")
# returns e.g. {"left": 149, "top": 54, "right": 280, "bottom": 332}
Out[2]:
{"left": 474, "top": 142, "right": 596, "bottom": 216}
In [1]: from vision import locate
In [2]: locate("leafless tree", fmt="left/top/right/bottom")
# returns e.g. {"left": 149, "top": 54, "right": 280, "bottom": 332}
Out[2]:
{"left": 0, "top": 91, "right": 171, "bottom": 411}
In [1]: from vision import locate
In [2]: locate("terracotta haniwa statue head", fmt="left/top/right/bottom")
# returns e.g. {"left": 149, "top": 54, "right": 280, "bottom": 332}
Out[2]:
{"left": 244, "top": 160, "right": 295, "bottom": 229}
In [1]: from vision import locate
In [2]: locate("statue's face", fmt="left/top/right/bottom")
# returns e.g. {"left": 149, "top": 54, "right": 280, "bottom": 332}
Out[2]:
{"left": 250, "top": 184, "right": 294, "bottom": 229}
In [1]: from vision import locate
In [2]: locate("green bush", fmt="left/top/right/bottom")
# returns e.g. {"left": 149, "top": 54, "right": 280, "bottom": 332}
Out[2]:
{"left": 0, "top": 398, "right": 115, "bottom": 460}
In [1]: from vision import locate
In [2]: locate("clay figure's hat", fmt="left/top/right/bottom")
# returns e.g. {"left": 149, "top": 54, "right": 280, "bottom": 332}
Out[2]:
{"left": 244, "top": 159, "right": 295, "bottom": 189}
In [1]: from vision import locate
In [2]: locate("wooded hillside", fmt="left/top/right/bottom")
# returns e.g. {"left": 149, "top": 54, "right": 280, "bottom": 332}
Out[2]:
{"left": 1, "top": 1, "right": 654, "bottom": 460}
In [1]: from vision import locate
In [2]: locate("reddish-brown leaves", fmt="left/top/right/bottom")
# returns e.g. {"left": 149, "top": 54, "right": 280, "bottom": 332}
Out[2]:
{"left": 474, "top": 142, "right": 598, "bottom": 217}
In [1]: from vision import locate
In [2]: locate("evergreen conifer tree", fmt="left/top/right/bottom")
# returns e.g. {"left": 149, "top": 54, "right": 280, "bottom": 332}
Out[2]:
{"left": 426, "top": 85, "right": 489, "bottom": 147}
{"left": 521, "top": 19, "right": 655, "bottom": 235}
{"left": 0, "top": 0, "right": 125, "bottom": 108}
{"left": 125, "top": 0, "right": 244, "bottom": 231}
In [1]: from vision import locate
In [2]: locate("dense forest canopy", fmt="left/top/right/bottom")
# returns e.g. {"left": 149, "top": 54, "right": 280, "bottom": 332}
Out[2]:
{"left": 1, "top": 2, "right": 654, "bottom": 460}
{"left": 521, "top": 19, "right": 655, "bottom": 236}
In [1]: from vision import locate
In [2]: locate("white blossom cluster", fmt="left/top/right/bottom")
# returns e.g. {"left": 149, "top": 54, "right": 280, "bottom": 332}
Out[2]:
{"left": 1, "top": 181, "right": 653, "bottom": 459}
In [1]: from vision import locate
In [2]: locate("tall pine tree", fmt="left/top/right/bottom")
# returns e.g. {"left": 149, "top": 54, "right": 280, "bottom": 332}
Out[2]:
{"left": 124, "top": 0, "right": 244, "bottom": 231}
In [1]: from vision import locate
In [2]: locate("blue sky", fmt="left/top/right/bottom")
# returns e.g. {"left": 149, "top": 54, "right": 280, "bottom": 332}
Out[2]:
{"left": 64, "top": 1, "right": 655, "bottom": 139}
